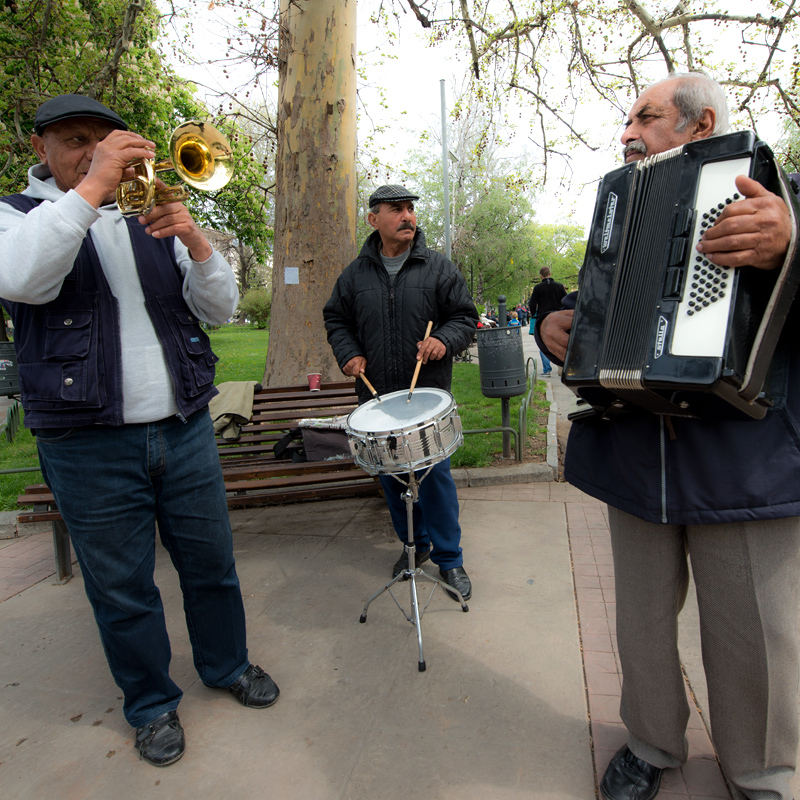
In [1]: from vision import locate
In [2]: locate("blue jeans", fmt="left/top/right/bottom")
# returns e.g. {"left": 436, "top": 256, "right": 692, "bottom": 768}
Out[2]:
{"left": 540, "top": 351, "right": 552, "bottom": 374}
{"left": 378, "top": 458, "right": 463, "bottom": 570}
{"left": 35, "top": 410, "right": 249, "bottom": 727}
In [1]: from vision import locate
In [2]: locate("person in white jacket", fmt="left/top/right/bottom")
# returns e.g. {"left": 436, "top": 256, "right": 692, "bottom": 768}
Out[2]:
{"left": 0, "top": 94, "right": 279, "bottom": 767}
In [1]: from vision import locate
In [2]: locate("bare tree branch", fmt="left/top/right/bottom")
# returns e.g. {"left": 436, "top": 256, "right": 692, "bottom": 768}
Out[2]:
{"left": 459, "top": 0, "right": 481, "bottom": 78}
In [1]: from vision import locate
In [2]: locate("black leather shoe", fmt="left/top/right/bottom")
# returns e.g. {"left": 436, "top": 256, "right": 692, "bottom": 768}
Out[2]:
{"left": 392, "top": 548, "right": 431, "bottom": 578}
{"left": 135, "top": 710, "right": 185, "bottom": 767}
{"left": 439, "top": 566, "right": 472, "bottom": 601}
{"left": 600, "top": 745, "right": 663, "bottom": 800}
{"left": 229, "top": 664, "right": 280, "bottom": 708}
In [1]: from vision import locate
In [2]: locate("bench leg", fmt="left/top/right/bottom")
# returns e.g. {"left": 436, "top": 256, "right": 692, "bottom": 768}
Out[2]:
{"left": 52, "top": 518, "right": 73, "bottom": 584}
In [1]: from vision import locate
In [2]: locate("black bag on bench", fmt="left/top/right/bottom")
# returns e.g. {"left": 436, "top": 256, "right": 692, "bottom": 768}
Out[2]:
{"left": 273, "top": 428, "right": 307, "bottom": 462}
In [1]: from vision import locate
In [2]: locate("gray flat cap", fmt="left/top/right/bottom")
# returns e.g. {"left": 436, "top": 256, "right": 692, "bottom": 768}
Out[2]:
{"left": 368, "top": 184, "right": 420, "bottom": 208}
{"left": 34, "top": 94, "right": 128, "bottom": 135}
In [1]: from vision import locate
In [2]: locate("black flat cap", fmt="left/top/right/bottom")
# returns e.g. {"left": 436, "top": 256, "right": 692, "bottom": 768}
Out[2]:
{"left": 34, "top": 94, "right": 128, "bottom": 135}
{"left": 368, "top": 184, "right": 420, "bottom": 208}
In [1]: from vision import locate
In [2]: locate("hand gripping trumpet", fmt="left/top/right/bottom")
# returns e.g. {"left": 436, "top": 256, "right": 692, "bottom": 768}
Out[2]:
{"left": 116, "top": 121, "right": 234, "bottom": 217}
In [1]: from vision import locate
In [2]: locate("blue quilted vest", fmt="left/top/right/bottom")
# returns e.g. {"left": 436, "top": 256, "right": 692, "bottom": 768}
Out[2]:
{"left": 0, "top": 194, "right": 218, "bottom": 428}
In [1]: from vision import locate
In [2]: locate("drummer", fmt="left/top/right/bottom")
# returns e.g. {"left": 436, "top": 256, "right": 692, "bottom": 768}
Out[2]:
{"left": 324, "top": 184, "right": 479, "bottom": 600}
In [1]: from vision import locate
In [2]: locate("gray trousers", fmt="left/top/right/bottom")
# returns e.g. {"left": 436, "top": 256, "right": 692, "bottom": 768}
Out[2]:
{"left": 608, "top": 506, "right": 800, "bottom": 800}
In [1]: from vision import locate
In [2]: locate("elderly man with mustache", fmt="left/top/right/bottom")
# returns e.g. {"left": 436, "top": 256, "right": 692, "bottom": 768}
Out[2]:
{"left": 538, "top": 73, "right": 800, "bottom": 800}
{"left": 324, "top": 185, "right": 478, "bottom": 600}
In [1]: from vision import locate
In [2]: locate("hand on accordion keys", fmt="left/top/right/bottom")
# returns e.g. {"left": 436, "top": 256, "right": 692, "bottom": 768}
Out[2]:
{"left": 539, "top": 309, "right": 574, "bottom": 363}
{"left": 695, "top": 175, "right": 792, "bottom": 272}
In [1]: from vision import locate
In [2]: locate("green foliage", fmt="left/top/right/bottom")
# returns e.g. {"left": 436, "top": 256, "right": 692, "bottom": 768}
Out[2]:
{"left": 528, "top": 223, "right": 586, "bottom": 292}
{"left": 187, "top": 105, "right": 275, "bottom": 265}
{"left": 0, "top": 1, "right": 272, "bottom": 268}
{"left": 0, "top": 0, "right": 201, "bottom": 194}
{"left": 237, "top": 287, "right": 272, "bottom": 329}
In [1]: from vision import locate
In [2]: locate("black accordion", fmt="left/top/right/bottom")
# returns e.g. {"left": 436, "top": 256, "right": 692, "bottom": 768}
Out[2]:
{"left": 563, "top": 132, "right": 800, "bottom": 420}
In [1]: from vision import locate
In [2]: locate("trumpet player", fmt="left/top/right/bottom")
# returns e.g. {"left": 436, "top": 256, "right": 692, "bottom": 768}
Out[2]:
{"left": 0, "top": 94, "right": 279, "bottom": 767}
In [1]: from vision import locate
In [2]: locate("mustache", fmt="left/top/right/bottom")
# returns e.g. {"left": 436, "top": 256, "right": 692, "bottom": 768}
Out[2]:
{"left": 623, "top": 140, "right": 647, "bottom": 159}
{"left": 397, "top": 222, "right": 415, "bottom": 231}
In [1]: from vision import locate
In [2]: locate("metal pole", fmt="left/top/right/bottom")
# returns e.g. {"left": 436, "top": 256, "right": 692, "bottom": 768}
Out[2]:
{"left": 501, "top": 398, "right": 511, "bottom": 459}
{"left": 497, "top": 295, "right": 510, "bottom": 457}
{"left": 440, "top": 79, "right": 451, "bottom": 261}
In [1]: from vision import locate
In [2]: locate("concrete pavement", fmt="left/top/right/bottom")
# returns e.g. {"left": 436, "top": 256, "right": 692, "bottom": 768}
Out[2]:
{"left": 0, "top": 330, "right": 794, "bottom": 798}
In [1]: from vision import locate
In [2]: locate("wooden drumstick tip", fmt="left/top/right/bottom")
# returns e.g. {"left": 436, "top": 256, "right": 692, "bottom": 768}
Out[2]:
{"left": 358, "top": 372, "right": 382, "bottom": 403}
{"left": 407, "top": 320, "right": 433, "bottom": 402}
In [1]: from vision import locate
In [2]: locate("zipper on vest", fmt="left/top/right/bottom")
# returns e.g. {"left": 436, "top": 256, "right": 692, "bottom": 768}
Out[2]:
{"left": 659, "top": 416, "right": 668, "bottom": 523}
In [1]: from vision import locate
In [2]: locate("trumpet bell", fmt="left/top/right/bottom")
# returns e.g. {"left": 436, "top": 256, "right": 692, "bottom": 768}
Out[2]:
{"left": 116, "top": 120, "right": 234, "bottom": 217}
{"left": 169, "top": 121, "right": 234, "bottom": 191}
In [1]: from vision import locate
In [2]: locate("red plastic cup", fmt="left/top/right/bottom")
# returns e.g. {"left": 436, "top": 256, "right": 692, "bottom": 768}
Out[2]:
{"left": 307, "top": 373, "right": 322, "bottom": 391}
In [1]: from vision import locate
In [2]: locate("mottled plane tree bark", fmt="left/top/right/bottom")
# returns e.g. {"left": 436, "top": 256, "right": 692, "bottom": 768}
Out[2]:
{"left": 263, "top": 0, "right": 358, "bottom": 385}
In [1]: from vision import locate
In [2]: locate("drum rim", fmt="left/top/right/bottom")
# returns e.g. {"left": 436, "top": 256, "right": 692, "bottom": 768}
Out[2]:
{"left": 346, "top": 387, "right": 455, "bottom": 434}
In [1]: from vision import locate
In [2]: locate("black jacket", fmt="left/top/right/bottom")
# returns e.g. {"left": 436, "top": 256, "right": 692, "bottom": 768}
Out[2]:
{"left": 529, "top": 278, "right": 566, "bottom": 318}
{"left": 537, "top": 291, "right": 800, "bottom": 525}
{"left": 324, "top": 229, "right": 478, "bottom": 404}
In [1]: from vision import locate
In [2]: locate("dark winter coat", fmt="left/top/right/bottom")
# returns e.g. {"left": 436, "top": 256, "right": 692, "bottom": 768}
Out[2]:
{"left": 324, "top": 229, "right": 478, "bottom": 405}
{"left": 538, "top": 286, "right": 800, "bottom": 525}
{"left": 529, "top": 278, "right": 567, "bottom": 319}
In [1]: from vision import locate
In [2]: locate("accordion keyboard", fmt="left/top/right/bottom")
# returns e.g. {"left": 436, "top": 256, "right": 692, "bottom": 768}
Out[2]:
{"left": 671, "top": 157, "right": 750, "bottom": 358}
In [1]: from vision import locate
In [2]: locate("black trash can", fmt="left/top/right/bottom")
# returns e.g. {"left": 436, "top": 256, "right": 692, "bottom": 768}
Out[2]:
{"left": 0, "top": 341, "right": 19, "bottom": 397}
{"left": 477, "top": 326, "right": 526, "bottom": 398}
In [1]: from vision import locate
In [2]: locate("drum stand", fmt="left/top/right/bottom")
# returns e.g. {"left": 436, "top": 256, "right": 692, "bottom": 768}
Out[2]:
{"left": 359, "top": 467, "right": 469, "bottom": 672}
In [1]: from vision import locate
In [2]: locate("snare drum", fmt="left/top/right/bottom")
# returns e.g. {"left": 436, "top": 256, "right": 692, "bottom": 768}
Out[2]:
{"left": 345, "top": 388, "right": 463, "bottom": 475}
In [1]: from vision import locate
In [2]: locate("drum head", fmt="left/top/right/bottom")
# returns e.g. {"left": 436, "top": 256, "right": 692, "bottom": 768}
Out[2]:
{"left": 347, "top": 388, "right": 453, "bottom": 433}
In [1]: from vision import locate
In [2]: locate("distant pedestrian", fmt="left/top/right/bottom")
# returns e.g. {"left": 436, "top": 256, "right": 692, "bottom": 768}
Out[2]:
{"left": 528, "top": 267, "right": 566, "bottom": 376}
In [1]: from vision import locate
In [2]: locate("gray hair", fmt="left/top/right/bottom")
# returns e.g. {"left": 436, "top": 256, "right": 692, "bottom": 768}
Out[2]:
{"left": 654, "top": 72, "right": 730, "bottom": 137}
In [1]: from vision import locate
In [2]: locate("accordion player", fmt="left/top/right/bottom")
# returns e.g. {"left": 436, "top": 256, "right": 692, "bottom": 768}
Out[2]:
{"left": 563, "top": 131, "right": 800, "bottom": 420}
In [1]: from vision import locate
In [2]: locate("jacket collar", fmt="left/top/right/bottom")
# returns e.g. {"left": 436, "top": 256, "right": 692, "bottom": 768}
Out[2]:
{"left": 360, "top": 228, "right": 429, "bottom": 263}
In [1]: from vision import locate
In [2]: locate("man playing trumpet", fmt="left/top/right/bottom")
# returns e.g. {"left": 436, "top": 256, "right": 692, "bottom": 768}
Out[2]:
{"left": 0, "top": 94, "right": 279, "bottom": 767}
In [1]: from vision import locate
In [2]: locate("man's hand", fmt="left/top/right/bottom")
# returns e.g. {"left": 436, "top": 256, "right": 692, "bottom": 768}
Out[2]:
{"left": 342, "top": 356, "right": 367, "bottom": 378}
{"left": 539, "top": 310, "right": 573, "bottom": 362}
{"left": 696, "top": 175, "right": 792, "bottom": 271}
{"left": 417, "top": 335, "right": 446, "bottom": 363}
{"left": 138, "top": 179, "right": 213, "bottom": 262}
{"left": 76, "top": 129, "right": 156, "bottom": 209}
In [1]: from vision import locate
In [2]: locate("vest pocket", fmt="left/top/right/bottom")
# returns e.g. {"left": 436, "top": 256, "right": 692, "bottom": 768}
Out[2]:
{"left": 44, "top": 310, "right": 93, "bottom": 360}
{"left": 160, "top": 301, "right": 217, "bottom": 396}
{"left": 18, "top": 360, "right": 105, "bottom": 408}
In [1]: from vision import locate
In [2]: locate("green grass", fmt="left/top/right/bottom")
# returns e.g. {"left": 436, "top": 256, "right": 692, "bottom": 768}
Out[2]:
{"left": 207, "top": 324, "right": 269, "bottom": 384}
{"left": 449, "top": 362, "right": 548, "bottom": 469}
{"left": 1, "top": 325, "right": 548, "bottom": 510}
{"left": 0, "top": 421, "right": 43, "bottom": 511}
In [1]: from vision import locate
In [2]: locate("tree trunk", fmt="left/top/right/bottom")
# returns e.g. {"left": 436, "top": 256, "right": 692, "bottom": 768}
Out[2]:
{"left": 264, "top": 0, "right": 357, "bottom": 386}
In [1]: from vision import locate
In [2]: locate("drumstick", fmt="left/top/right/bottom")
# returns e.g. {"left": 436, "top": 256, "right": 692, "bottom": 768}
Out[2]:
{"left": 407, "top": 320, "right": 433, "bottom": 403}
{"left": 358, "top": 372, "right": 382, "bottom": 403}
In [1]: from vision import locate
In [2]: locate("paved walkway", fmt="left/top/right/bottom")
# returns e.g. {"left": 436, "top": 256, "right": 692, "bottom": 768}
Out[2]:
{"left": 0, "top": 332, "right": 796, "bottom": 798}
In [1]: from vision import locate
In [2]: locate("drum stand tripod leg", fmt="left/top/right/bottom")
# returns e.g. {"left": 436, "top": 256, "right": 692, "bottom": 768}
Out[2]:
{"left": 358, "top": 470, "right": 467, "bottom": 670}
{"left": 401, "top": 480, "right": 427, "bottom": 671}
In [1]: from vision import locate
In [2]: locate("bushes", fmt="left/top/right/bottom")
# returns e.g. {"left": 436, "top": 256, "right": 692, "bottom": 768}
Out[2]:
{"left": 238, "top": 287, "right": 272, "bottom": 329}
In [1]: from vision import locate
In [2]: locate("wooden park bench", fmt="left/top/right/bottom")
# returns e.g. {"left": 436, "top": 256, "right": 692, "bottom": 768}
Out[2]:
{"left": 16, "top": 379, "right": 380, "bottom": 582}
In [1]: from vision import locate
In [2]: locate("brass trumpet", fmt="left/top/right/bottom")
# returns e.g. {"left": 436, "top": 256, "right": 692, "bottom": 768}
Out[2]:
{"left": 116, "top": 121, "right": 234, "bottom": 217}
